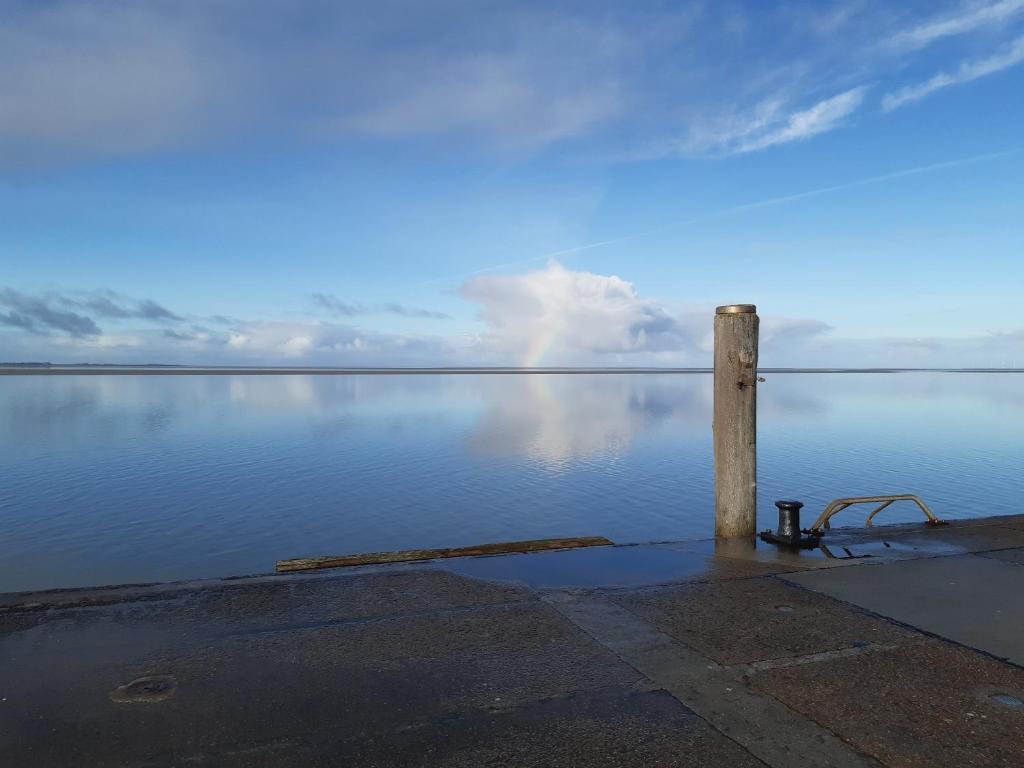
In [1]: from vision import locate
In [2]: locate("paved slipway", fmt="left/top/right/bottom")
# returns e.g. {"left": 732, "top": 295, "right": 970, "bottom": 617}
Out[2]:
{"left": 2, "top": 516, "right": 1024, "bottom": 767}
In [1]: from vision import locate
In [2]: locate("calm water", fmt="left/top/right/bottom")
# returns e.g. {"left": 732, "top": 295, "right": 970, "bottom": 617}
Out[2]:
{"left": 2, "top": 372, "right": 1022, "bottom": 593}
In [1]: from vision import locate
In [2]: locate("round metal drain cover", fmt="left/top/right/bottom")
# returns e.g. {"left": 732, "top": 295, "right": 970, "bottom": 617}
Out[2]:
{"left": 110, "top": 675, "right": 177, "bottom": 704}
{"left": 990, "top": 693, "right": 1024, "bottom": 711}
{"left": 775, "top": 605, "right": 794, "bottom": 613}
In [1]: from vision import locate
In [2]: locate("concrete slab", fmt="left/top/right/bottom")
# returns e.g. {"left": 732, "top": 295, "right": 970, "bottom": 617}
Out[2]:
{"left": 881, "top": 525, "right": 1024, "bottom": 552}
{"left": 978, "top": 547, "right": 1024, "bottom": 566}
{"left": 783, "top": 554, "right": 1024, "bottom": 665}
{"left": 612, "top": 576, "right": 915, "bottom": 665}
{"left": 753, "top": 640, "right": 1024, "bottom": 768}
{"left": 978, "top": 514, "right": 1024, "bottom": 530}
{"left": 549, "top": 594, "right": 884, "bottom": 768}
{"left": 822, "top": 521, "right": 1024, "bottom": 553}
{"left": 825, "top": 514, "right": 1024, "bottom": 535}
{"left": 194, "top": 689, "right": 767, "bottom": 768}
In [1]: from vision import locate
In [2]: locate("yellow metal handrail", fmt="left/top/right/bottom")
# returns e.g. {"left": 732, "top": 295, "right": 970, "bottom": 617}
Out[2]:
{"left": 809, "top": 494, "right": 945, "bottom": 534}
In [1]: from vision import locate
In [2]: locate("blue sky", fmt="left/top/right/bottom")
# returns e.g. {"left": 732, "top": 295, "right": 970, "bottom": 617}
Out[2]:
{"left": 1, "top": 0, "right": 1022, "bottom": 366}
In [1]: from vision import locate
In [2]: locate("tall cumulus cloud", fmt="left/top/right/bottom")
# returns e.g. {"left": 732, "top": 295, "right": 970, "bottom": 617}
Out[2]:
{"left": 460, "top": 262, "right": 695, "bottom": 365}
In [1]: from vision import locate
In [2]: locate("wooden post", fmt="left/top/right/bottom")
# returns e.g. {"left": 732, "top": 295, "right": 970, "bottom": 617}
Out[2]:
{"left": 714, "top": 304, "right": 759, "bottom": 538}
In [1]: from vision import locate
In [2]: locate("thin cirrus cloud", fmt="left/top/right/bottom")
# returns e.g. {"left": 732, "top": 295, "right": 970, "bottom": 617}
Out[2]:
{"left": 885, "top": 0, "right": 1024, "bottom": 52}
{"left": 681, "top": 0, "right": 1024, "bottom": 155}
{"left": 312, "top": 293, "right": 450, "bottom": 320}
{"left": 883, "top": 35, "right": 1024, "bottom": 111}
{"left": 0, "top": 1, "right": 635, "bottom": 165}
{"left": 736, "top": 87, "right": 870, "bottom": 154}
{"left": 672, "top": 86, "right": 869, "bottom": 157}
{"left": 1, "top": 1, "right": 1020, "bottom": 169}
{"left": 0, "top": 0, "right": 1021, "bottom": 192}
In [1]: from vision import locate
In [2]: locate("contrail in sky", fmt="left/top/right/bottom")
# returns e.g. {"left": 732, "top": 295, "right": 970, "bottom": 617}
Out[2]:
{"left": 416, "top": 147, "right": 1020, "bottom": 287}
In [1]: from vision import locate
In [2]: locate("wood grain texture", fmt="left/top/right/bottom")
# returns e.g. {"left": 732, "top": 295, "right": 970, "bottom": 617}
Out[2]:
{"left": 277, "top": 536, "right": 614, "bottom": 572}
{"left": 714, "top": 311, "right": 759, "bottom": 538}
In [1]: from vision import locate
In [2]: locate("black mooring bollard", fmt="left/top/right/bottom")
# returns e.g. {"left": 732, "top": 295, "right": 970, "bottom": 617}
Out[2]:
{"left": 760, "top": 499, "right": 818, "bottom": 548}
{"left": 775, "top": 500, "right": 803, "bottom": 541}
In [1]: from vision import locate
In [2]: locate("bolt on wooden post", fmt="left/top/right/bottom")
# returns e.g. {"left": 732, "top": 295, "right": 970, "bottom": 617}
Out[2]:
{"left": 714, "top": 304, "right": 759, "bottom": 538}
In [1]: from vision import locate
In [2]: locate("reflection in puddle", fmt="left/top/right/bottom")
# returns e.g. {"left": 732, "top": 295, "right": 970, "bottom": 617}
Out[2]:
{"left": 441, "top": 544, "right": 733, "bottom": 589}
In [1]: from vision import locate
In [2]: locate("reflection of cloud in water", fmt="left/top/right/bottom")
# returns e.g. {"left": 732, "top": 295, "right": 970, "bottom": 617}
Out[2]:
{"left": 0, "top": 377, "right": 176, "bottom": 445}
{"left": 228, "top": 374, "right": 320, "bottom": 408}
{"left": 4, "top": 372, "right": 1023, "bottom": 456}
{"left": 466, "top": 373, "right": 844, "bottom": 465}
{"left": 467, "top": 375, "right": 711, "bottom": 466}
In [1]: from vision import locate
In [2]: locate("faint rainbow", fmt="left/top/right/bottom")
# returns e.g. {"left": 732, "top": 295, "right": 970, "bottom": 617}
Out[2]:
{"left": 522, "top": 326, "right": 558, "bottom": 368}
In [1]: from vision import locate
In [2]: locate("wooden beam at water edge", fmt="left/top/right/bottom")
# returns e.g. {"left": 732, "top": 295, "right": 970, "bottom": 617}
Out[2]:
{"left": 276, "top": 536, "right": 615, "bottom": 573}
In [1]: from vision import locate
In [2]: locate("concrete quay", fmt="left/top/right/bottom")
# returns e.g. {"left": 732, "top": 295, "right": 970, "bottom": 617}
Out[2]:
{"left": 3, "top": 514, "right": 1024, "bottom": 767}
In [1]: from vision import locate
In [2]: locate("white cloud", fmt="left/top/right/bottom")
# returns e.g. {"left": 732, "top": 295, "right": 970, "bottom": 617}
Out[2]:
{"left": 0, "top": 1, "right": 641, "bottom": 164}
{"left": 3, "top": 2, "right": 1022, "bottom": 166}
{"left": 883, "top": 35, "right": 1024, "bottom": 110}
{"left": 332, "top": 29, "right": 627, "bottom": 149}
{"left": 6, "top": 272, "right": 1024, "bottom": 368}
{"left": 0, "top": 4, "right": 215, "bottom": 164}
{"left": 51, "top": 333, "right": 144, "bottom": 350}
{"left": 460, "top": 262, "right": 694, "bottom": 366}
{"left": 735, "top": 87, "right": 870, "bottom": 153}
{"left": 678, "top": 87, "right": 869, "bottom": 156}
{"left": 886, "top": 0, "right": 1024, "bottom": 52}
{"left": 210, "top": 321, "right": 450, "bottom": 364}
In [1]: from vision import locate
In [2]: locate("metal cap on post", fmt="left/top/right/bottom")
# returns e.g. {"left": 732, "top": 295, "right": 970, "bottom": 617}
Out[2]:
{"left": 715, "top": 304, "right": 757, "bottom": 315}
{"left": 714, "top": 303, "right": 759, "bottom": 538}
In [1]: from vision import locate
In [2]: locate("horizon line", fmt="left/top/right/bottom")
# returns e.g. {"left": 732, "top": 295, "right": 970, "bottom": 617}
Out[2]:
{"left": 2, "top": 364, "right": 1023, "bottom": 376}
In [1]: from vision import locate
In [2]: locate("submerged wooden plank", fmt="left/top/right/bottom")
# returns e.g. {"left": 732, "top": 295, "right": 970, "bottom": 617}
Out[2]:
{"left": 276, "top": 536, "right": 614, "bottom": 573}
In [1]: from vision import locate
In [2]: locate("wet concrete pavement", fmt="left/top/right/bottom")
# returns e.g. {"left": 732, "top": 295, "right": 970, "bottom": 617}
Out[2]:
{"left": 2, "top": 515, "right": 1024, "bottom": 767}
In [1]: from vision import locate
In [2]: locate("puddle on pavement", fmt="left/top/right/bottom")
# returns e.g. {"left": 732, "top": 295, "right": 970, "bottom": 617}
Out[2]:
{"left": 824, "top": 537, "right": 968, "bottom": 560}
{"left": 437, "top": 544, "right": 733, "bottom": 589}
{"left": 431, "top": 526, "right": 981, "bottom": 590}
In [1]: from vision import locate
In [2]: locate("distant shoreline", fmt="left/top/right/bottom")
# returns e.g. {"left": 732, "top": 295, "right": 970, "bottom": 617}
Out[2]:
{"left": 1, "top": 365, "right": 1022, "bottom": 376}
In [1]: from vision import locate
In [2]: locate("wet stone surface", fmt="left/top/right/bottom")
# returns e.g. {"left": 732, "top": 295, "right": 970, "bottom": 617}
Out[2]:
{"left": 173, "top": 689, "right": 767, "bottom": 768}
{"left": 0, "top": 578, "right": 639, "bottom": 767}
{"left": 4, "top": 517, "right": 1024, "bottom": 768}
{"left": 752, "top": 640, "right": 1024, "bottom": 768}
{"left": 612, "top": 575, "right": 915, "bottom": 665}
{"left": 0, "top": 569, "right": 535, "bottom": 664}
